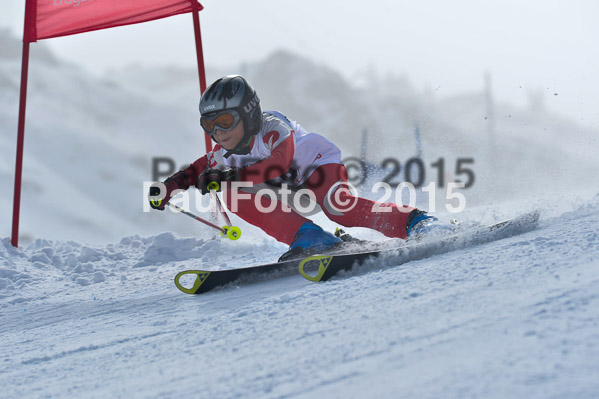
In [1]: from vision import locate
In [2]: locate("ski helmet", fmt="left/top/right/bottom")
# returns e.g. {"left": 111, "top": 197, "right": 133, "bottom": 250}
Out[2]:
{"left": 199, "top": 75, "right": 262, "bottom": 156}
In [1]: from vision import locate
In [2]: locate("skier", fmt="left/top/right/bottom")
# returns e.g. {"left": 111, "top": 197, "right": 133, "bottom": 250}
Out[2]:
{"left": 149, "top": 75, "right": 438, "bottom": 254}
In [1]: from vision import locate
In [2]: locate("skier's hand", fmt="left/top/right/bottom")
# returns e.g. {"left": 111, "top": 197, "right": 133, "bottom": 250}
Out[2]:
{"left": 148, "top": 185, "right": 166, "bottom": 210}
{"left": 148, "top": 170, "right": 191, "bottom": 210}
{"left": 196, "top": 168, "right": 239, "bottom": 195}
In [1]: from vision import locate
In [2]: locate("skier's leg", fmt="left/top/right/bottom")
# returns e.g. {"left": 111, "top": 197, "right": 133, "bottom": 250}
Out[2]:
{"left": 306, "top": 164, "right": 415, "bottom": 239}
{"left": 222, "top": 183, "right": 308, "bottom": 245}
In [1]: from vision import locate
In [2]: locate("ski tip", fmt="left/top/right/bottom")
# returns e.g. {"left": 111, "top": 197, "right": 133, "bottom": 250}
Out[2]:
{"left": 174, "top": 270, "right": 211, "bottom": 294}
{"left": 298, "top": 255, "right": 334, "bottom": 282}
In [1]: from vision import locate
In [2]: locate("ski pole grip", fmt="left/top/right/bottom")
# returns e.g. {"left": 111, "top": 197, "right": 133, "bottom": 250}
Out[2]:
{"left": 207, "top": 181, "right": 220, "bottom": 192}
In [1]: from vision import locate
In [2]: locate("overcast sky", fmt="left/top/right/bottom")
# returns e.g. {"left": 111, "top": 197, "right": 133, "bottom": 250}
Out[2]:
{"left": 2, "top": 0, "right": 598, "bottom": 128}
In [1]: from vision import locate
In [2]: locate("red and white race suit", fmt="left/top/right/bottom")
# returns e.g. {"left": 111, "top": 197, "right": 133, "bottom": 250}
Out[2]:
{"left": 180, "top": 111, "right": 415, "bottom": 244}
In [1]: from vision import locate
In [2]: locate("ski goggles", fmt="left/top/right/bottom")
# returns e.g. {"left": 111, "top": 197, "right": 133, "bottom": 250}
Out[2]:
{"left": 200, "top": 110, "right": 241, "bottom": 135}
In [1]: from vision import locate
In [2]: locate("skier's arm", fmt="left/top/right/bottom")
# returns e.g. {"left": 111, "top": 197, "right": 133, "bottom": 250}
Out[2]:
{"left": 238, "top": 131, "right": 295, "bottom": 184}
{"left": 186, "top": 155, "right": 209, "bottom": 183}
{"left": 148, "top": 154, "right": 208, "bottom": 210}
{"left": 167, "top": 154, "right": 208, "bottom": 191}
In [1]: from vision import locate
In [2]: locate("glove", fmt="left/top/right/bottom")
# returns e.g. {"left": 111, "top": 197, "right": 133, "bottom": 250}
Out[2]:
{"left": 196, "top": 168, "right": 239, "bottom": 195}
{"left": 148, "top": 170, "right": 191, "bottom": 210}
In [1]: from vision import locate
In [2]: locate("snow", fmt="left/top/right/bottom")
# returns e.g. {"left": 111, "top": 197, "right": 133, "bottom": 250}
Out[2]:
{"left": 1, "top": 31, "right": 599, "bottom": 397}
{"left": 1, "top": 198, "right": 598, "bottom": 398}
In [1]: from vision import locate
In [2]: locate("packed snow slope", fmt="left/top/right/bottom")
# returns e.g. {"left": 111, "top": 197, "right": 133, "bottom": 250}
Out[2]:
{"left": 1, "top": 197, "right": 598, "bottom": 398}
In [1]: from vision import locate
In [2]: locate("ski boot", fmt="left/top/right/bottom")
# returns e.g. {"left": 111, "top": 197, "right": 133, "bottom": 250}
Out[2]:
{"left": 278, "top": 222, "right": 343, "bottom": 262}
{"left": 406, "top": 210, "right": 457, "bottom": 238}
{"left": 334, "top": 227, "right": 362, "bottom": 243}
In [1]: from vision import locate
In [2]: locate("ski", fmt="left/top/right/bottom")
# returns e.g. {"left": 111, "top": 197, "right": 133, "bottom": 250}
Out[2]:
{"left": 298, "top": 210, "right": 541, "bottom": 282}
{"left": 173, "top": 235, "right": 370, "bottom": 295}
{"left": 174, "top": 258, "right": 302, "bottom": 295}
{"left": 174, "top": 210, "right": 540, "bottom": 294}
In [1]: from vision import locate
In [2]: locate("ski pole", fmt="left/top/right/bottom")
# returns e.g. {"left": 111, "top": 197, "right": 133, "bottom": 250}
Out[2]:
{"left": 210, "top": 189, "right": 233, "bottom": 227}
{"left": 206, "top": 182, "right": 233, "bottom": 227}
{"left": 168, "top": 202, "right": 241, "bottom": 240}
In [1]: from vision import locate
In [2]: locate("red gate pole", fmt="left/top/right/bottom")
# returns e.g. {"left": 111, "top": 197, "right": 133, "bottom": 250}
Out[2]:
{"left": 11, "top": 41, "right": 31, "bottom": 248}
{"left": 191, "top": 2, "right": 212, "bottom": 153}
